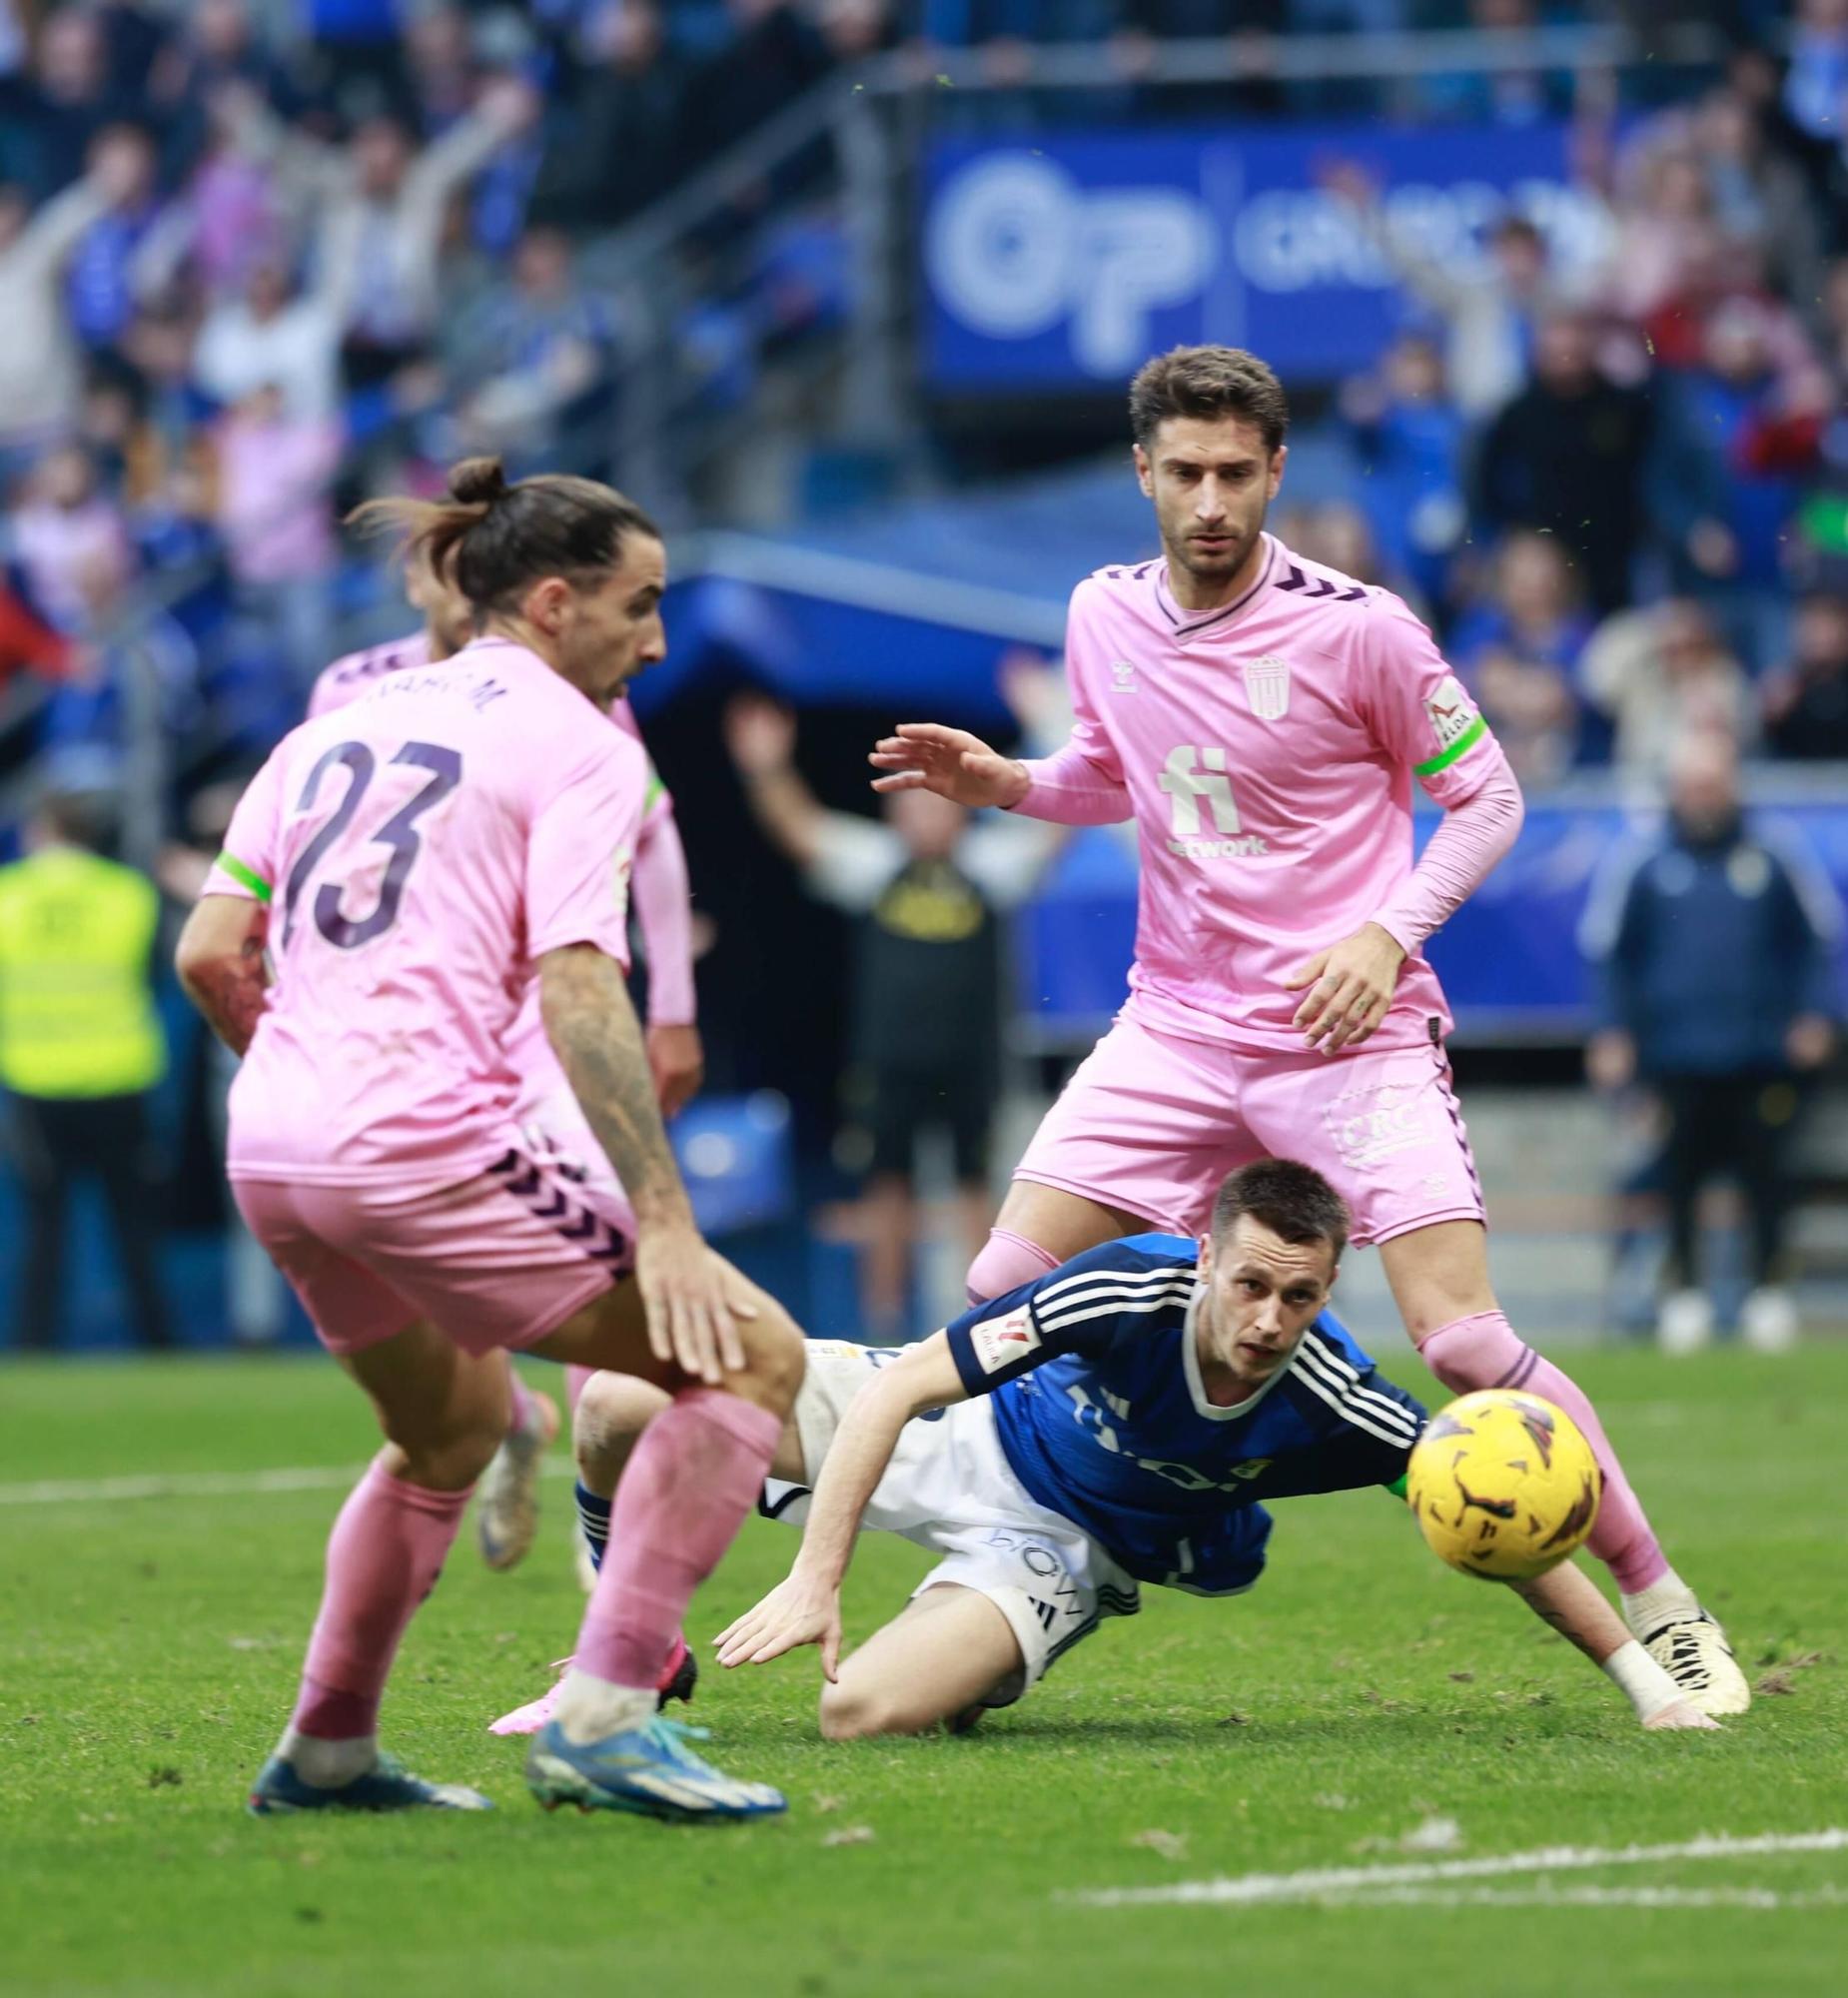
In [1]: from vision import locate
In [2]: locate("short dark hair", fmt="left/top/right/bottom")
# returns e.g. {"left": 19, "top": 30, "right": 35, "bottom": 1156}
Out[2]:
{"left": 1128, "top": 346, "right": 1290, "bottom": 456}
{"left": 1209, "top": 1160, "right": 1349, "bottom": 1263}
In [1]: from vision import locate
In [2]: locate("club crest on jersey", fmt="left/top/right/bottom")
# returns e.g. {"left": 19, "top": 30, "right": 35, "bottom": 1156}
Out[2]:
{"left": 1110, "top": 659, "right": 1138, "bottom": 694}
{"left": 1423, "top": 676, "right": 1476, "bottom": 752}
{"left": 1242, "top": 653, "right": 1291, "bottom": 721}
{"left": 971, "top": 1306, "right": 1041, "bottom": 1375}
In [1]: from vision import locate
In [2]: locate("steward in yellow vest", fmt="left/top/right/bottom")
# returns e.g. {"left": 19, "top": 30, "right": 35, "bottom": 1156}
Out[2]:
{"left": 0, "top": 787, "right": 172, "bottom": 1349}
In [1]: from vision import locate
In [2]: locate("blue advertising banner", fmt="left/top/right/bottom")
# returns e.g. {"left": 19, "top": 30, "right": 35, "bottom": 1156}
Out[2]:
{"left": 923, "top": 122, "right": 1611, "bottom": 390}
{"left": 1016, "top": 799, "right": 1848, "bottom": 1045}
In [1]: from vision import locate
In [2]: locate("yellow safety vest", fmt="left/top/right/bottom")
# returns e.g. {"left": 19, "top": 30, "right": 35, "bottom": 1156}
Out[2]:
{"left": 0, "top": 846, "right": 166, "bottom": 1098}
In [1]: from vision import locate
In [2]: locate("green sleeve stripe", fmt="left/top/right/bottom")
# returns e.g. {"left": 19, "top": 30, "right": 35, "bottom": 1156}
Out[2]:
{"left": 215, "top": 852, "right": 273, "bottom": 903}
{"left": 1385, "top": 1472, "right": 1408, "bottom": 1501}
{"left": 1412, "top": 714, "right": 1488, "bottom": 780}
{"left": 642, "top": 771, "right": 668, "bottom": 814}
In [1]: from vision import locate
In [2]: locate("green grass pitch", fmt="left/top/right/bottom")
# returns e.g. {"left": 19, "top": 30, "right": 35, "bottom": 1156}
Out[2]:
{"left": 2, "top": 1342, "right": 1843, "bottom": 1997}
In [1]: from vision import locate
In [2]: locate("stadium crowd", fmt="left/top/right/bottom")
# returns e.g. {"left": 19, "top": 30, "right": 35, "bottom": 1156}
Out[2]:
{"left": 0, "top": 1, "right": 1845, "bottom": 1348}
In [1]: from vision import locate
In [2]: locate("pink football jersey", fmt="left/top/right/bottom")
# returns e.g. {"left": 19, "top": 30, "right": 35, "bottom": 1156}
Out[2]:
{"left": 307, "top": 629, "right": 433, "bottom": 718}
{"left": 206, "top": 636, "right": 645, "bottom": 1189}
{"left": 1026, "top": 533, "right": 1511, "bottom": 1053}
{"left": 499, "top": 691, "right": 673, "bottom": 1112}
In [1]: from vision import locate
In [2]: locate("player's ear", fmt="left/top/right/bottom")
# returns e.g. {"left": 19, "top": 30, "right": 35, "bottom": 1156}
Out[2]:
{"left": 1196, "top": 1231, "right": 1214, "bottom": 1280}
{"left": 1133, "top": 442, "right": 1154, "bottom": 498}
{"left": 523, "top": 573, "right": 571, "bottom": 633}
{"left": 1267, "top": 444, "right": 1288, "bottom": 499}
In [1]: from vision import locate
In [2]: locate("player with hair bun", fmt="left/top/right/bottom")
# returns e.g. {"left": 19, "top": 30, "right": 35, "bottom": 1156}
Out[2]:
{"left": 177, "top": 456, "right": 801, "bottom": 1823}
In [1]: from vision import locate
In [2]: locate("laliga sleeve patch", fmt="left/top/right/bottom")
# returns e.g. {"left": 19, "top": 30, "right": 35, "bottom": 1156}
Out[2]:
{"left": 970, "top": 1305, "right": 1041, "bottom": 1375}
{"left": 1414, "top": 676, "right": 1487, "bottom": 778}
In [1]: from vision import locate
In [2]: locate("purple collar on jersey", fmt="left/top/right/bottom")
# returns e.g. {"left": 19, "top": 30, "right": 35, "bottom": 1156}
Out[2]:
{"left": 1153, "top": 534, "right": 1279, "bottom": 637}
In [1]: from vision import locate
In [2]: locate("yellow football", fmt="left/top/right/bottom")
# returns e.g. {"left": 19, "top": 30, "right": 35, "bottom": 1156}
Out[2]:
{"left": 1405, "top": 1389, "right": 1602, "bottom": 1581}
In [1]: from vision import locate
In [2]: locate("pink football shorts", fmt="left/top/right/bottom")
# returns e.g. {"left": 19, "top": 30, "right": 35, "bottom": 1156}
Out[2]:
{"left": 1014, "top": 1015, "right": 1486, "bottom": 1248}
{"left": 234, "top": 1137, "right": 633, "bottom": 1358}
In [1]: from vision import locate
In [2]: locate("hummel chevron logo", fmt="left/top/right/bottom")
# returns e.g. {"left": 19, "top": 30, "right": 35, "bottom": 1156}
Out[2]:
{"left": 1276, "top": 562, "right": 1366, "bottom": 602}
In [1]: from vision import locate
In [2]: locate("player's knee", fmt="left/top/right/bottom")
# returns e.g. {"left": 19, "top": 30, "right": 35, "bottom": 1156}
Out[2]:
{"left": 966, "top": 1228, "right": 1060, "bottom": 1308}
{"left": 817, "top": 1678, "right": 917, "bottom": 1742}
{"left": 388, "top": 1412, "right": 502, "bottom": 1492}
{"left": 1417, "top": 1310, "right": 1525, "bottom": 1393}
{"left": 730, "top": 1303, "right": 805, "bottom": 1418}
{"left": 572, "top": 1372, "right": 668, "bottom": 1487}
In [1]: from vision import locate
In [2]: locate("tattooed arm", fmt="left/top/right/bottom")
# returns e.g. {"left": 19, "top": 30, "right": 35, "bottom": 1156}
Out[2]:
{"left": 537, "top": 942, "right": 753, "bottom": 1382}
{"left": 1506, "top": 1560, "right": 1717, "bottom": 1730}
{"left": 175, "top": 896, "right": 271, "bottom": 1057}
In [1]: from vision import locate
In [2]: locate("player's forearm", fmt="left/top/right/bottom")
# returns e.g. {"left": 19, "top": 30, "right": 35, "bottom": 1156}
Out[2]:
{"left": 1507, "top": 1562, "right": 1685, "bottom": 1722}
{"left": 632, "top": 810, "right": 697, "bottom": 1026}
{"left": 539, "top": 944, "right": 695, "bottom": 1232}
{"left": 789, "top": 1378, "right": 917, "bottom": 1590}
{"left": 738, "top": 764, "right": 826, "bottom": 870}
{"left": 175, "top": 900, "right": 270, "bottom": 1057}
{"left": 177, "top": 956, "right": 266, "bottom": 1058}
{"left": 1371, "top": 754, "right": 1524, "bottom": 956}
{"left": 1011, "top": 743, "right": 1134, "bottom": 826}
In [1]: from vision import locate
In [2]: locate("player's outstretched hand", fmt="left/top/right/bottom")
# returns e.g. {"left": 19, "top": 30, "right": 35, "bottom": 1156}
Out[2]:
{"left": 869, "top": 723, "right": 1030, "bottom": 810}
{"left": 635, "top": 1223, "right": 757, "bottom": 1385}
{"left": 1286, "top": 921, "right": 1407, "bottom": 1053}
{"left": 713, "top": 1571, "right": 843, "bottom": 1679}
{"left": 1643, "top": 1699, "right": 1723, "bottom": 1731}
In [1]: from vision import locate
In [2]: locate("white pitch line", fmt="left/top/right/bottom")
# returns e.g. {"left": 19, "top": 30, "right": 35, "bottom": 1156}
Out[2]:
{"left": 1333, "top": 1886, "right": 1848, "bottom": 1911}
{"left": 1070, "top": 1828, "right": 1848, "bottom": 1909}
{"left": 0, "top": 1460, "right": 576, "bottom": 1507}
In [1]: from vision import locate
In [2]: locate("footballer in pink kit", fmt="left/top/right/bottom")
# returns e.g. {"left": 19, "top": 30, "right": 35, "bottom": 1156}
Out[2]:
{"left": 308, "top": 548, "right": 705, "bottom": 1578}
{"left": 871, "top": 346, "right": 1747, "bottom": 1716}
{"left": 175, "top": 459, "right": 804, "bottom": 1822}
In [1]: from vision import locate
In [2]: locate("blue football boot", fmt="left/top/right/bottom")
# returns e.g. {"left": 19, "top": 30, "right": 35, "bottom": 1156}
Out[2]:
{"left": 249, "top": 1752, "right": 493, "bottom": 1816}
{"left": 525, "top": 1715, "right": 785, "bottom": 1823}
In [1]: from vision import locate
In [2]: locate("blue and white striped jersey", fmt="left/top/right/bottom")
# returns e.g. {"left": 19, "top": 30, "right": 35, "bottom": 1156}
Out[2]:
{"left": 943, "top": 1234, "right": 1425, "bottom": 1588}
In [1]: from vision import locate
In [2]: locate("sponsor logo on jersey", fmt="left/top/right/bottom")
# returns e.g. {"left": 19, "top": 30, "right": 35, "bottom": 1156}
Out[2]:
{"left": 1242, "top": 653, "right": 1291, "bottom": 721}
{"left": 971, "top": 1306, "right": 1041, "bottom": 1374}
{"left": 1158, "top": 746, "right": 1270, "bottom": 859}
{"left": 1110, "top": 658, "right": 1139, "bottom": 694}
{"left": 1422, "top": 675, "right": 1476, "bottom": 752}
{"left": 1323, "top": 1077, "right": 1431, "bottom": 1170}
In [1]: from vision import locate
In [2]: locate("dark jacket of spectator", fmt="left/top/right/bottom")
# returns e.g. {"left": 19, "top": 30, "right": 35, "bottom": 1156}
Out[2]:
{"left": 1583, "top": 803, "right": 1840, "bottom": 1076}
{"left": 1473, "top": 315, "right": 1652, "bottom": 615}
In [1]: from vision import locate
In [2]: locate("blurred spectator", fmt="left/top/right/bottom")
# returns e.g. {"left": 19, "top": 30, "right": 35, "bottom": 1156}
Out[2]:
{"left": 1582, "top": 729, "right": 1840, "bottom": 1355}
{"left": 5, "top": 8, "right": 132, "bottom": 202}
{"left": 529, "top": 0, "right": 688, "bottom": 234}
{"left": 7, "top": 444, "right": 131, "bottom": 632}
{"left": 0, "top": 778, "right": 172, "bottom": 1352}
{"left": 213, "top": 383, "right": 342, "bottom": 692}
{"left": 1695, "top": 85, "right": 1827, "bottom": 316}
{"left": 443, "top": 224, "right": 614, "bottom": 471}
{"left": 1324, "top": 161, "right": 1589, "bottom": 423}
{"left": 1581, "top": 598, "right": 1754, "bottom": 773}
{"left": 1649, "top": 295, "right": 1832, "bottom": 660}
{"left": 402, "top": 2, "right": 483, "bottom": 138}
{"left": 194, "top": 257, "right": 342, "bottom": 422}
{"left": 1764, "top": 590, "right": 1848, "bottom": 758}
{"left": 62, "top": 123, "right": 173, "bottom": 357}
{"left": 725, "top": 692, "right": 1057, "bottom": 1343}
{"left": 1340, "top": 330, "right": 1465, "bottom": 607}
{"left": 1474, "top": 309, "right": 1652, "bottom": 614}
{"left": 1449, "top": 530, "right": 1593, "bottom": 784}
{"left": 1416, "top": 0, "right": 1570, "bottom": 129}
{"left": 1604, "top": 140, "right": 1732, "bottom": 332}
{"left": 235, "top": 74, "right": 539, "bottom": 390}
{"left": 1782, "top": 0, "right": 1848, "bottom": 152}
{"left": 0, "top": 134, "right": 142, "bottom": 464}
{"left": 680, "top": 0, "right": 833, "bottom": 180}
